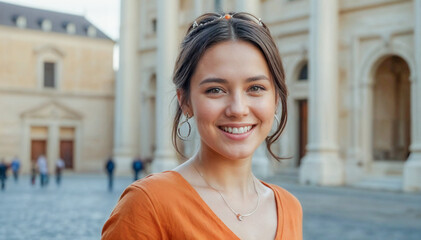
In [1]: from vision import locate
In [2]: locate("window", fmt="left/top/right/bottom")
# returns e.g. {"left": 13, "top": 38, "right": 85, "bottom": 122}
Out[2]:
{"left": 16, "top": 16, "right": 27, "bottom": 28}
{"left": 298, "top": 63, "right": 308, "bottom": 81}
{"left": 66, "top": 23, "right": 76, "bottom": 34}
{"left": 87, "top": 26, "right": 97, "bottom": 37}
{"left": 41, "top": 19, "right": 52, "bottom": 31}
{"left": 44, "top": 62, "right": 55, "bottom": 88}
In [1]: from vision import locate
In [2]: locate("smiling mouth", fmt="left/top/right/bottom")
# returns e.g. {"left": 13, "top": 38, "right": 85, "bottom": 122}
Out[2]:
{"left": 219, "top": 125, "right": 254, "bottom": 134}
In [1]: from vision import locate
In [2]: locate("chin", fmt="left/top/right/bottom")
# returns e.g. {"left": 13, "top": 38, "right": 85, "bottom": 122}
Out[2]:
{"left": 219, "top": 145, "right": 258, "bottom": 160}
{"left": 200, "top": 135, "right": 265, "bottom": 161}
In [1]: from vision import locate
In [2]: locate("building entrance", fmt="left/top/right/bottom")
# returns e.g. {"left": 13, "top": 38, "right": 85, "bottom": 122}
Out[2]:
{"left": 31, "top": 140, "right": 46, "bottom": 163}
{"left": 298, "top": 99, "right": 308, "bottom": 166}
{"left": 372, "top": 55, "right": 411, "bottom": 161}
{"left": 60, "top": 140, "right": 74, "bottom": 169}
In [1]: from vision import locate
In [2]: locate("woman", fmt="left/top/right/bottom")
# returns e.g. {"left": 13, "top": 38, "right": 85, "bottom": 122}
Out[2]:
{"left": 102, "top": 12, "right": 302, "bottom": 240}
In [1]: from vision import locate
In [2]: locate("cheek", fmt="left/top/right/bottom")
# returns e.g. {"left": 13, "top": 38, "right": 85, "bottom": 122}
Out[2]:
{"left": 253, "top": 96, "right": 277, "bottom": 126}
{"left": 191, "top": 96, "right": 223, "bottom": 126}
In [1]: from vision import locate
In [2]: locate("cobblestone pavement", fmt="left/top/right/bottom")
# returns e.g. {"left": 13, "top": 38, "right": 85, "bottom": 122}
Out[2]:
{"left": 266, "top": 174, "right": 421, "bottom": 240}
{"left": 0, "top": 173, "right": 420, "bottom": 240}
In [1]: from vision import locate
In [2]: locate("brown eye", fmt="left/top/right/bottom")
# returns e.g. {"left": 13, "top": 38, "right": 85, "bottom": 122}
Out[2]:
{"left": 249, "top": 85, "right": 265, "bottom": 92}
{"left": 206, "top": 87, "right": 224, "bottom": 94}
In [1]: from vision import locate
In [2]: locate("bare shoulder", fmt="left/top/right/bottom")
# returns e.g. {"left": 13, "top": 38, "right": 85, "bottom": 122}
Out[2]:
{"left": 130, "top": 171, "right": 186, "bottom": 197}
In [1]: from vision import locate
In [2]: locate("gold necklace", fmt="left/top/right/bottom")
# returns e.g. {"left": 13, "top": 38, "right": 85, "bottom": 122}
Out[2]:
{"left": 193, "top": 163, "right": 260, "bottom": 221}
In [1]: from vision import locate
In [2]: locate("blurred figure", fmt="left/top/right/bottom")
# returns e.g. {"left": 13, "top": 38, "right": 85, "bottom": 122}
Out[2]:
{"left": 55, "top": 158, "right": 65, "bottom": 186}
{"left": 30, "top": 161, "right": 37, "bottom": 186}
{"left": 10, "top": 156, "right": 20, "bottom": 182}
{"left": 132, "top": 157, "right": 144, "bottom": 181}
{"left": 0, "top": 158, "right": 8, "bottom": 190}
{"left": 37, "top": 155, "right": 48, "bottom": 187}
{"left": 105, "top": 157, "right": 115, "bottom": 191}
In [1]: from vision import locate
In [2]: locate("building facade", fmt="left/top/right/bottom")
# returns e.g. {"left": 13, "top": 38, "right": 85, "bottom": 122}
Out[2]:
{"left": 0, "top": 2, "right": 115, "bottom": 173}
{"left": 115, "top": 0, "right": 421, "bottom": 191}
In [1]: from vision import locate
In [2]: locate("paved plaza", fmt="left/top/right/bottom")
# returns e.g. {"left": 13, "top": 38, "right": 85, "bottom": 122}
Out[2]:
{"left": 0, "top": 172, "right": 420, "bottom": 240}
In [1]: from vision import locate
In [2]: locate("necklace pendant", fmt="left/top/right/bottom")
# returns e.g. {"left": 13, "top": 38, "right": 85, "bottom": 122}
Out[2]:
{"left": 236, "top": 214, "right": 244, "bottom": 221}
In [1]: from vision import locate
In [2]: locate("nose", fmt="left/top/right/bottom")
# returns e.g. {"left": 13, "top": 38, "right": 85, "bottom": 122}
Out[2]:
{"left": 225, "top": 91, "right": 249, "bottom": 118}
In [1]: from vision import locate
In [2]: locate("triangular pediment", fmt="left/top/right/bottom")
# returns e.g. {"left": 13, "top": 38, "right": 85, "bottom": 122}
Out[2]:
{"left": 21, "top": 101, "right": 82, "bottom": 120}
{"left": 34, "top": 44, "right": 65, "bottom": 57}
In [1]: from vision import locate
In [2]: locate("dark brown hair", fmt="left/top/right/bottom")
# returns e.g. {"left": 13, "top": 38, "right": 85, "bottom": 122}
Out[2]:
{"left": 172, "top": 12, "right": 288, "bottom": 160}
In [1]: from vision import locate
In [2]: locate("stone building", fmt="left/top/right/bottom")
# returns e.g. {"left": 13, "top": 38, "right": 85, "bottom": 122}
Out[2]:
{"left": 0, "top": 2, "right": 115, "bottom": 173}
{"left": 115, "top": 0, "right": 421, "bottom": 191}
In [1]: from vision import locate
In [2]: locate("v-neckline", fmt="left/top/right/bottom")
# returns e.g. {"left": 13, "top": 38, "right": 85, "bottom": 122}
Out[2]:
{"left": 167, "top": 170, "right": 284, "bottom": 240}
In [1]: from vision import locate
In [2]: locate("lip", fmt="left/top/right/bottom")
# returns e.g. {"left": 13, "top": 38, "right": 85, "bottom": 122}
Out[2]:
{"left": 218, "top": 124, "right": 256, "bottom": 140}
{"left": 218, "top": 123, "right": 255, "bottom": 128}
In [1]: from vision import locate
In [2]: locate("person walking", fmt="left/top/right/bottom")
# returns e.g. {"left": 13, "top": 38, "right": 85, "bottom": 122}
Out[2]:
{"left": 105, "top": 157, "right": 115, "bottom": 191}
{"left": 55, "top": 158, "right": 65, "bottom": 186}
{"left": 30, "top": 161, "right": 37, "bottom": 186}
{"left": 132, "top": 157, "right": 144, "bottom": 181}
{"left": 0, "top": 158, "right": 8, "bottom": 190}
{"left": 37, "top": 155, "right": 48, "bottom": 187}
{"left": 10, "top": 156, "right": 20, "bottom": 182}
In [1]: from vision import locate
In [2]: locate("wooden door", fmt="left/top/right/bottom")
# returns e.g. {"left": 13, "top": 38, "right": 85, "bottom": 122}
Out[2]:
{"left": 31, "top": 140, "right": 47, "bottom": 163}
{"left": 60, "top": 140, "right": 74, "bottom": 169}
{"left": 298, "top": 100, "right": 308, "bottom": 166}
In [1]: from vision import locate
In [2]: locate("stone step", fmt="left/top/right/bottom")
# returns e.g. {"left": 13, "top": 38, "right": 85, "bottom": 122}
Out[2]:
{"left": 351, "top": 176, "right": 403, "bottom": 192}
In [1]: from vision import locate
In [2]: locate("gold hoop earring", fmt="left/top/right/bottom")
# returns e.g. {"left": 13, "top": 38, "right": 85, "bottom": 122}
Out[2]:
{"left": 177, "top": 113, "right": 192, "bottom": 140}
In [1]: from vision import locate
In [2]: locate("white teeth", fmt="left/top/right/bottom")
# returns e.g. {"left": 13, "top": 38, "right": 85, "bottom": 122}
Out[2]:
{"left": 221, "top": 126, "right": 253, "bottom": 134}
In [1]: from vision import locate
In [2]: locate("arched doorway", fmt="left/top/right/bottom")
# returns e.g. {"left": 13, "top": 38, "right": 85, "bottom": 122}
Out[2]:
{"left": 296, "top": 62, "right": 308, "bottom": 167}
{"left": 372, "top": 55, "right": 411, "bottom": 161}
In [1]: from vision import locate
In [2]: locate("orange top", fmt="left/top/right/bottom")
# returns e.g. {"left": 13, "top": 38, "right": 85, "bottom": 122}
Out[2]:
{"left": 102, "top": 171, "right": 302, "bottom": 240}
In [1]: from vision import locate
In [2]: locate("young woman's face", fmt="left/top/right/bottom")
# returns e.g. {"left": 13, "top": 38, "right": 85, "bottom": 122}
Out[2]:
{"left": 185, "top": 40, "right": 277, "bottom": 160}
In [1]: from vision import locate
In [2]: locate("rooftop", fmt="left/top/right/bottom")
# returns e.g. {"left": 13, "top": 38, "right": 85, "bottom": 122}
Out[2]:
{"left": 0, "top": 1, "right": 112, "bottom": 40}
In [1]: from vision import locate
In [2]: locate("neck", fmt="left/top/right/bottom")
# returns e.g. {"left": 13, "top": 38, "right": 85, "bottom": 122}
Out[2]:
{"left": 192, "top": 147, "right": 256, "bottom": 197}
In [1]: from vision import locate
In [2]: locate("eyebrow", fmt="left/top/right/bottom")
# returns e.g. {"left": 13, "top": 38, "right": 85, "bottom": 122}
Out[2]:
{"left": 199, "top": 75, "right": 270, "bottom": 85}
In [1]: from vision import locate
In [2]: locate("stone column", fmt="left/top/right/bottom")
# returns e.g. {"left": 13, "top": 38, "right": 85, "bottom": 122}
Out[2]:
{"left": 236, "top": 0, "right": 260, "bottom": 16}
{"left": 345, "top": 39, "right": 365, "bottom": 184}
{"left": 299, "top": 0, "right": 344, "bottom": 185}
{"left": 151, "top": 0, "right": 180, "bottom": 172}
{"left": 403, "top": 0, "right": 421, "bottom": 192}
{"left": 194, "top": 0, "right": 204, "bottom": 16}
{"left": 21, "top": 121, "right": 31, "bottom": 174}
{"left": 113, "top": 0, "right": 140, "bottom": 175}
{"left": 47, "top": 122, "right": 59, "bottom": 174}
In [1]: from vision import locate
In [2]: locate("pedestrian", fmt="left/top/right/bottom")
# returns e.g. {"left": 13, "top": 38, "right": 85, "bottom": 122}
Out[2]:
{"left": 132, "top": 157, "right": 143, "bottom": 181}
{"left": 37, "top": 155, "right": 48, "bottom": 187}
{"left": 105, "top": 157, "right": 115, "bottom": 191}
{"left": 30, "top": 161, "right": 37, "bottom": 186}
{"left": 10, "top": 156, "right": 20, "bottom": 182}
{"left": 103, "top": 12, "right": 302, "bottom": 239}
{"left": 0, "top": 158, "right": 8, "bottom": 190}
{"left": 55, "top": 158, "right": 65, "bottom": 186}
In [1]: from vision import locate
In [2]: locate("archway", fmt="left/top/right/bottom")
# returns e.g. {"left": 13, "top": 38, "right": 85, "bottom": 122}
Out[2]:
{"left": 295, "top": 61, "right": 308, "bottom": 167}
{"left": 372, "top": 55, "right": 411, "bottom": 161}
